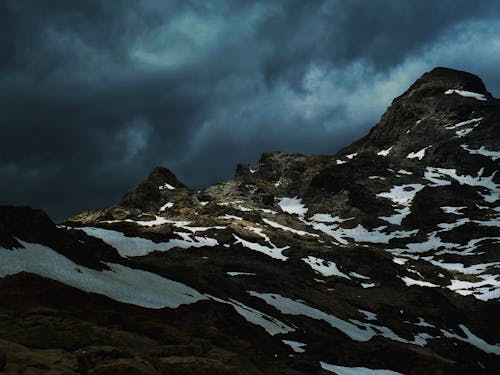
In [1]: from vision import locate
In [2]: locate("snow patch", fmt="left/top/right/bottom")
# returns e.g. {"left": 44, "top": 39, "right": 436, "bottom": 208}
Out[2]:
{"left": 302, "top": 256, "right": 351, "bottom": 279}
{"left": 320, "top": 362, "right": 403, "bottom": 375}
{"left": 282, "top": 340, "right": 306, "bottom": 353}
{"left": 0, "top": 240, "right": 206, "bottom": 309}
{"left": 407, "top": 146, "right": 429, "bottom": 160}
{"left": 159, "top": 202, "right": 174, "bottom": 211}
{"left": 226, "top": 272, "right": 256, "bottom": 277}
{"left": 423, "top": 167, "right": 498, "bottom": 202}
{"left": 461, "top": 144, "right": 500, "bottom": 161}
{"left": 444, "top": 89, "right": 487, "bottom": 101}
{"left": 442, "top": 325, "right": 500, "bottom": 354}
{"left": 445, "top": 117, "right": 482, "bottom": 130}
{"left": 219, "top": 214, "right": 243, "bottom": 221}
{"left": 309, "top": 214, "right": 353, "bottom": 223}
{"left": 278, "top": 197, "right": 308, "bottom": 216}
{"left": 441, "top": 206, "right": 466, "bottom": 215}
{"left": 401, "top": 276, "right": 439, "bottom": 288}
{"left": 233, "top": 234, "right": 289, "bottom": 261}
{"left": 159, "top": 183, "right": 175, "bottom": 190}
{"left": 208, "top": 295, "right": 294, "bottom": 336}
{"left": 377, "top": 146, "right": 393, "bottom": 156}
{"left": 377, "top": 184, "right": 425, "bottom": 225}
{"left": 81, "top": 227, "right": 218, "bottom": 257}
{"left": 263, "top": 218, "right": 317, "bottom": 237}
{"left": 249, "top": 292, "right": 376, "bottom": 341}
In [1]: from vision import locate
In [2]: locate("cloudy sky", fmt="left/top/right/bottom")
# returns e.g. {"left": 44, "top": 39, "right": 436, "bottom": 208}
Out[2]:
{"left": 1, "top": 0, "right": 500, "bottom": 220}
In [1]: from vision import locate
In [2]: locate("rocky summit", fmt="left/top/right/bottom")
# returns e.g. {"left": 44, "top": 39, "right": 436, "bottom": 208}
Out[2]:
{"left": 1, "top": 67, "right": 499, "bottom": 374}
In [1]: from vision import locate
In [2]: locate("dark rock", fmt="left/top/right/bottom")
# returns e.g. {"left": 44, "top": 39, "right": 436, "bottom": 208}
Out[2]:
{"left": 1, "top": 67, "right": 499, "bottom": 374}
{"left": 120, "top": 167, "right": 188, "bottom": 210}
{"left": 0, "top": 351, "right": 6, "bottom": 371}
{"left": 261, "top": 194, "right": 274, "bottom": 206}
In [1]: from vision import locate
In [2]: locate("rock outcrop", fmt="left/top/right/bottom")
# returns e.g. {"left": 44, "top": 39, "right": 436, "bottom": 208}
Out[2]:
{"left": 1, "top": 67, "right": 499, "bottom": 374}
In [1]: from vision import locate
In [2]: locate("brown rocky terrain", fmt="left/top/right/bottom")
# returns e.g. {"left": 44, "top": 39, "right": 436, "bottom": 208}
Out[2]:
{"left": 1, "top": 67, "right": 499, "bottom": 374}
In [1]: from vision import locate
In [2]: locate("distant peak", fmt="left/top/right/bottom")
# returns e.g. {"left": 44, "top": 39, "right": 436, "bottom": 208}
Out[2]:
{"left": 403, "top": 67, "right": 491, "bottom": 100}
{"left": 146, "top": 166, "right": 187, "bottom": 189}
{"left": 120, "top": 166, "right": 187, "bottom": 209}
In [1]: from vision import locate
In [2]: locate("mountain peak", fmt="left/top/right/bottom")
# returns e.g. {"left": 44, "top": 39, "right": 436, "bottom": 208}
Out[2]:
{"left": 146, "top": 166, "right": 187, "bottom": 189}
{"left": 402, "top": 66, "right": 491, "bottom": 101}
{"left": 2, "top": 68, "right": 500, "bottom": 374}
{"left": 120, "top": 166, "right": 188, "bottom": 210}
{"left": 339, "top": 67, "right": 497, "bottom": 156}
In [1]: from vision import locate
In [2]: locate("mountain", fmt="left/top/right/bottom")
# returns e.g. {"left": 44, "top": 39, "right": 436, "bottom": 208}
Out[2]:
{"left": 1, "top": 67, "right": 499, "bottom": 374}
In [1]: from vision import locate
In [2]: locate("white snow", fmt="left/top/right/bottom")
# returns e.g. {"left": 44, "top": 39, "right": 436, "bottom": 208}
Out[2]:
{"left": 461, "top": 145, "right": 500, "bottom": 161}
{"left": 379, "top": 207, "right": 411, "bottom": 226}
{"left": 350, "top": 272, "right": 370, "bottom": 279}
{"left": 233, "top": 234, "right": 289, "bottom": 261}
{"left": 445, "top": 117, "right": 482, "bottom": 130}
{"left": 282, "top": 340, "right": 307, "bottom": 353}
{"left": 263, "top": 218, "right": 317, "bottom": 237}
{"left": 359, "top": 309, "right": 377, "bottom": 321}
{"left": 455, "top": 127, "right": 474, "bottom": 138}
{"left": 441, "top": 206, "right": 466, "bottom": 215}
{"left": 235, "top": 205, "right": 253, "bottom": 212}
{"left": 320, "top": 362, "right": 403, "bottom": 375}
{"left": 427, "top": 260, "right": 500, "bottom": 275}
{"left": 208, "top": 295, "right": 294, "bottom": 335}
{"left": 246, "top": 226, "right": 272, "bottom": 244}
{"left": 377, "top": 146, "right": 393, "bottom": 157}
{"left": 164, "top": 220, "right": 226, "bottom": 233}
{"left": 407, "top": 146, "right": 429, "bottom": 160}
{"left": 423, "top": 167, "right": 498, "bottom": 202}
{"left": 278, "top": 197, "right": 308, "bottom": 216}
{"left": 377, "top": 184, "right": 425, "bottom": 225}
{"left": 302, "top": 256, "right": 350, "bottom": 279}
{"left": 159, "top": 202, "right": 174, "bottom": 211}
{"left": 249, "top": 291, "right": 375, "bottom": 341}
{"left": 219, "top": 214, "right": 244, "bottom": 221}
{"left": 159, "top": 183, "right": 176, "bottom": 190}
{"left": 444, "top": 89, "right": 487, "bottom": 101}
{"left": 392, "top": 257, "right": 408, "bottom": 265}
{"left": 80, "top": 227, "right": 218, "bottom": 257}
{"left": 226, "top": 272, "right": 256, "bottom": 277}
{"left": 0, "top": 240, "right": 206, "bottom": 309}
{"left": 400, "top": 276, "right": 438, "bottom": 288}
{"left": 132, "top": 216, "right": 170, "bottom": 227}
{"left": 447, "top": 276, "right": 500, "bottom": 301}
{"left": 309, "top": 214, "right": 353, "bottom": 223}
{"left": 309, "top": 222, "right": 417, "bottom": 245}
{"left": 397, "top": 169, "right": 412, "bottom": 175}
{"left": 346, "top": 153, "right": 358, "bottom": 159}
{"left": 442, "top": 325, "right": 500, "bottom": 354}
{"left": 415, "top": 317, "right": 434, "bottom": 328}
{"left": 361, "top": 283, "right": 376, "bottom": 288}
{"left": 390, "top": 231, "right": 456, "bottom": 254}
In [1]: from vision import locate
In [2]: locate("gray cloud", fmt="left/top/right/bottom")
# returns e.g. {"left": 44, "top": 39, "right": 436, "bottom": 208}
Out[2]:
{"left": 1, "top": 0, "right": 500, "bottom": 220}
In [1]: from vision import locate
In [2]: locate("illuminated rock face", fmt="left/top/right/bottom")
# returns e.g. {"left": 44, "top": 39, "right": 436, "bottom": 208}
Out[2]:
{"left": 1, "top": 67, "right": 499, "bottom": 374}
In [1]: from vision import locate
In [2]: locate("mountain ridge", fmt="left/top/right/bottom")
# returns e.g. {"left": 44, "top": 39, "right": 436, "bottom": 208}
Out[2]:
{"left": 1, "top": 67, "right": 499, "bottom": 374}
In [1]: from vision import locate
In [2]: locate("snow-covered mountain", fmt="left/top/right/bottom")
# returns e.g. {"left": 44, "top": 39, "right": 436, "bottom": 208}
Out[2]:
{"left": 1, "top": 67, "right": 499, "bottom": 374}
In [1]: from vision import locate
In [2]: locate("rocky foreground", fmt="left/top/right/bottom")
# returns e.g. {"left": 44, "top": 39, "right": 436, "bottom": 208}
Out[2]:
{"left": 1, "top": 67, "right": 499, "bottom": 374}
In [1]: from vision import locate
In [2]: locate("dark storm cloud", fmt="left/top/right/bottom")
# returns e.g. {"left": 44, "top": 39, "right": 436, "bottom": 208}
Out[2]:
{"left": 1, "top": 0, "right": 500, "bottom": 220}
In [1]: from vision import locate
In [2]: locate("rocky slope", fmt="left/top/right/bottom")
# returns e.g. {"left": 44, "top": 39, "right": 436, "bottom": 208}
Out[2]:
{"left": 1, "top": 67, "right": 499, "bottom": 374}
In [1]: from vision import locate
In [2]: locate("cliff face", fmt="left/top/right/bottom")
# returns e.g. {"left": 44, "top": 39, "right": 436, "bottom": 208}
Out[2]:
{"left": 1, "top": 67, "right": 499, "bottom": 374}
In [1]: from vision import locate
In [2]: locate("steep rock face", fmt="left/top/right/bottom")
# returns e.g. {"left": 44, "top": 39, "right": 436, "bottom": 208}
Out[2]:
{"left": 1, "top": 68, "right": 499, "bottom": 374}
{"left": 121, "top": 166, "right": 190, "bottom": 211}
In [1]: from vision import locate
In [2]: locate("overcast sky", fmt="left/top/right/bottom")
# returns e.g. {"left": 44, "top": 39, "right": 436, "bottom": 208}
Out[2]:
{"left": 1, "top": 0, "right": 500, "bottom": 220}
